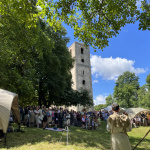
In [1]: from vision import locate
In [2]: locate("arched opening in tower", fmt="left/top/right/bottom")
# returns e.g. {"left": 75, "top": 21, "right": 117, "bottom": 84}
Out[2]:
{"left": 81, "top": 59, "right": 84, "bottom": 62}
{"left": 82, "top": 80, "right": 85, "bottom": 85}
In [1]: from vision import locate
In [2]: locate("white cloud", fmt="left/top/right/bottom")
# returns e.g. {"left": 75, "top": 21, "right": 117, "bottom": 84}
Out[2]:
{"left": 91, "top": 55, "right": 147, "bottom": 81}
{"left": 93, "top": 80, "right": 98, "bottom": 84}
{"left": 94, "top": 95, "right": 107, "bottom": 105}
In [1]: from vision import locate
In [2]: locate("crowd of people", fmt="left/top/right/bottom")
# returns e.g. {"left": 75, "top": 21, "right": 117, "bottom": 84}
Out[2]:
{"left": 131, "top": 112, "right": 150, "bottom": 127}
{"left": 18, "top": 106, "right": 102, "bottom": 130}
{"left": 8, "top": 106, "right": 150, "bottom": 131}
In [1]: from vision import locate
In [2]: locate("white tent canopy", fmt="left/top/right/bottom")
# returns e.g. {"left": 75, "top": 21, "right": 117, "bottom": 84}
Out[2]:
{"left": 104, "top": 105, "right": 112, "bottom": 112}
{"left": 0, "top": 89, "right": 20, "bottom": 133}
{"left": 125, "top": 108, "right": 150, "bottom": 118}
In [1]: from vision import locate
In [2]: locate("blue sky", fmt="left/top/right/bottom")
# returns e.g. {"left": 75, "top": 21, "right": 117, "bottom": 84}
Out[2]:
{"left": 63, "top": 21, "right": 150, "bottom": 106}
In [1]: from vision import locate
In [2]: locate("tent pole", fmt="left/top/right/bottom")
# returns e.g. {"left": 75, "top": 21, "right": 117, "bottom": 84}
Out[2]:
{"left": 132, "top": 129, "right": 150, "bottom": 150}
{"left": 4, "top": 133, "right": 7, "bottom": 146}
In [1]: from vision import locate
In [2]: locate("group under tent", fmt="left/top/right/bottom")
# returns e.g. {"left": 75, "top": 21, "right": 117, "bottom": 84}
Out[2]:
{"left": 125, "top": 108, "right": 150, "bottom": 118}
{"left": 0, "top": 89, "right": 20, "bottom": 145}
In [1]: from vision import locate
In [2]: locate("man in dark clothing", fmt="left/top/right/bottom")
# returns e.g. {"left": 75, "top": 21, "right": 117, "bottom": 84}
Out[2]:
{"left": 77, "top": 112, "right": 81, "bottom": 127}
{"left": 141, "top": 112, "right": 146, "bottom": 126}
{"left": 59, "top": 109, "right": 64, "bottom": 128}
{"left": 70, "top": 110, "right": 74, "bottom": 125}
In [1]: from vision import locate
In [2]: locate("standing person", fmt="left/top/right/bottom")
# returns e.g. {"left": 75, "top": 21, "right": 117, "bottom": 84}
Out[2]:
{"left": 66, "top": 111, "right": 70, "bottom": 126}
{"left": 81, "top": 115, "right": 86, "bottom": 128}
{"left": 29, "top": 107, "right": 35, "bottom": 127}
{"left": 145, "top": 113, "right": 148, "bottom": 126}
{"left": 34, "top": 107, "right": 40, "bottom": 128}
{"left": 54, "top": 110, "right": 59, "bottom": 128}
{"left": 46, "top": 108, "right": 50, "bottom": 126}
{"left": 77, "top": 112, "right": 81, "bottom": 127}
{"left": 59, "top": 109, "right": 64, "bottom": 128}
{"left": 24, "top": 107, "right": 29, "bottom": 127}
{"left": 97, "top": 115, "right": 101, "bottom": 129}
{"left": 107, "top": 102, "right": 132, "bottom": 150}
{"left": 19, "top": 106, "right": 24, "bottom": 122}
{"left": 52, "top": 108, "right": 55, "bottom": 125}
{"left": 70, "top": 110, "right": 74, "bottom": 125}
{"left": 141, "top": 112, "right": 146, "bottom": 126}
{"left": 38, "top": 106, "right": 43, "bottom": 128}
{"left": 73, "top": 111, "right": 77, "bottom": 126}
{"left": 63, "top": 113, "right": 67, "bottom": 127}
{"left": 42, "top": 107, "right": 47, "bottom": 130}
{"left": 137, "top": 115, "right": 142, "bottom": 126}
{"left": 48, "top": 107, "right": 52, "bottom": 126}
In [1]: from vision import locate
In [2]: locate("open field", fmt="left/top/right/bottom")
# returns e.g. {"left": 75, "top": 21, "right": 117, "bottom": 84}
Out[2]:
{"left": 0, "top": 121, "right": 150, "bottom": 150}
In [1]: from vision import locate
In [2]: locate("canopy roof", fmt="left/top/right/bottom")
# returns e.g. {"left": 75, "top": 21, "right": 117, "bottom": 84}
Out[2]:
{"left": 0, "top": 89, "right": 20, "bottom": 133}
{"left": 125, "top": 108, "right": 150, "bottom": 118}
{"left": 104, "top": 105, "right": 112, "bottom": 112}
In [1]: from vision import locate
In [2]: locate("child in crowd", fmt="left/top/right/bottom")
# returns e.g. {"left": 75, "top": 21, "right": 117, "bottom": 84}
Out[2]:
{"left": 81, "top": 115, "right": 86, "bottom": 128}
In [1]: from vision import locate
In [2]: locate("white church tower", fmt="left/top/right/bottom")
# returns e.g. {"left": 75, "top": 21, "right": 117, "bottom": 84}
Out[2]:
{"left": 68, "top": 42, "right": 94, "bottom": 111}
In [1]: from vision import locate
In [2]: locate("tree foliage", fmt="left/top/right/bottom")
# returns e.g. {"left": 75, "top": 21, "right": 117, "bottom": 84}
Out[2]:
{"left": 36, "top": 0, "right": 138, "bottom": 50}
{"left": 1, "top": 0, "right": 149, "bottom": 51}
{"left": 94, "top": 104, "right": 106, "bottom": 111}
{"left": 0, "top": 0, "right": 93, "bottom": 107}
{"left": 114, "top": 71, "right": 139, "bottom": 108}
{"left": 137, "top": 0, "right": 150, "bottom": 30}
{"left": 146, "top": 73, "right": 150, "bottom": 90}
{"left": 137, "top": 74, "right": 150, "bottom": 109}
{"left": 105, "top": 94, "right": 114, "bottom": 107}
{"left": 137, "top": 85, "right": 150, "bottom": 109}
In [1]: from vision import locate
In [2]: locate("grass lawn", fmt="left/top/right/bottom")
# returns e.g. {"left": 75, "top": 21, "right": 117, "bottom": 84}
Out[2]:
{"left": 0, "top": 121, "right": 149, "bottom": 150}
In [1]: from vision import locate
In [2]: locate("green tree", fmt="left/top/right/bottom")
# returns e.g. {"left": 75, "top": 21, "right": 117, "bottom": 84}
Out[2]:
{"left": 146, "top": 73, "right": 150, "bottom": 90}
{"left": 137, "top": 0, "right": 150, "bottom": 30}
{"left": 114, "top": 71, "right": 139, "bottom": 108}
{"left": 0, "top": 0, "right": 74, "bottom": 106}
{"left": 94, "top": 104, "right": 106, "bottom": 111}
{"left": 137, "top": 85, "right": 150, "bottom": 109}
{"left": 0, "top": 0, "right": 40, "bottom": 104}
{"left": 105, "top": 94, "right": 114, "bottom": 107}
{"left": 137, "top": 74, "right": 150, "bottom": 109}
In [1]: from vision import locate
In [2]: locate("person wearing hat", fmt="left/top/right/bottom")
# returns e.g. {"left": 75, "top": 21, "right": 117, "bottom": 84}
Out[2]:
{"left": 107, "top": 102, "right": 132, "bottom": 150}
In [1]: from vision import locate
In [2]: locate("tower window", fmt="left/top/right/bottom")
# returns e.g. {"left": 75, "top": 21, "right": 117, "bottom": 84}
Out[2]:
{"left": 81, "top": 48, "right": 84, "bottom": 54}
{"left": 83, "top": 71, "right": 84, "bottom": 74}
{"left": 81, "top": 59, "right": 84, "bottom": 62}
{"left": 82, "top": 80, "right": 85, "bottom": 85}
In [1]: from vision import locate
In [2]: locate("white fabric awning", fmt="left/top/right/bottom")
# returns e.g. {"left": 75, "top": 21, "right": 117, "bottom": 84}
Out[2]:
{"left": 125, "top": 108, "right": 150, "bottom": 118}
{"left": 104, "top": 105, "right": 112, "bottom": 111}
{"left": 0, "top": 89, "right": 20, "bottom": 133}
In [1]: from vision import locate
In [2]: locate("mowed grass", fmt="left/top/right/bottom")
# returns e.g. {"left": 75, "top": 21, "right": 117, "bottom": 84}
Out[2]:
{"left": 0, "top": 121, "right": 149, "bottom": 150}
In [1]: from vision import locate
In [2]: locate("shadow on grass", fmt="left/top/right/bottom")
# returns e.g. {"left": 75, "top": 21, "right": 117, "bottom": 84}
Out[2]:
{"left": 0, "top": 121, "right": 149, "bottom": 150}
{"left": 130, "top": 136, "right": 150, "bottom": 150}
{"left": 0, "top": 121, "right": 111, "bottom": 150}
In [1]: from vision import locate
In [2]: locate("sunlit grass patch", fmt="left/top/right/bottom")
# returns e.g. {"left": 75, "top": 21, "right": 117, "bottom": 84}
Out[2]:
{"left": 0, "top": 121, "right": 149, "bottom": 150}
